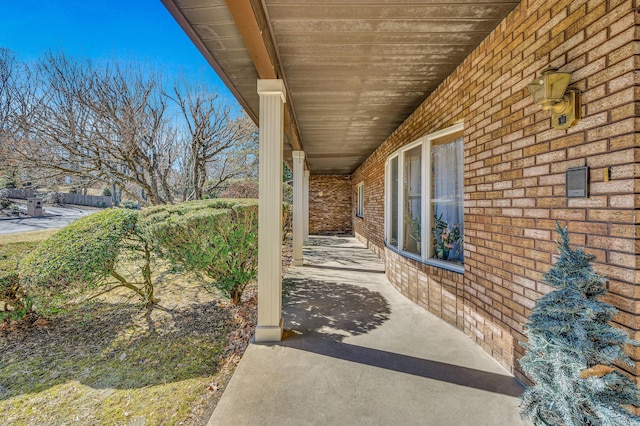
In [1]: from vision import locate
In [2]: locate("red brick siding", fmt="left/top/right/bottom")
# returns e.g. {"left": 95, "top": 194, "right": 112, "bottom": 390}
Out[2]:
{"left": 309, "top": 175, "right": 352, "bottom": 234}
{"left": 352, "top": 0, "right": 640, "bottom": 382}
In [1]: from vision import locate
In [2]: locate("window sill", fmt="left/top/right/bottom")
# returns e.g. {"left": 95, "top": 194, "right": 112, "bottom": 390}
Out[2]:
{"left": 423, "top": 258, "right": 464, "bottom": 274}
{"left": 384, "top": 241, "right": 464, "bottom": 274}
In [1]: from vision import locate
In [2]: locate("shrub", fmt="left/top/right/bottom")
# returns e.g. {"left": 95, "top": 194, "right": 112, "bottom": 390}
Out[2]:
{"left": 43, "top": 192, "right": 65, "bottom": 205}
{"left": 141, "top": 199, "right": 258, "bottom": 305}
{"left": 100, "top": 186, "right": 112, "bottom": 197}
{"left": 122, "top": 200, "right": 139, "bottom": 210}
{"left": 0, "top": 272, "right": 33, "bottom": 322}
{"left": 0, "top": 177, "right": 16, "bottom": 189}
{"left": 282, "top": 203, "right": 292, "bottom": 242}
{"left": 19, "top": 208, "right": 157, "bottom": 310}
{"left": 218, "top": 179, "right": 259, "bottom": 199}
{"left": 0, "top": 235, "right": 45, "bottom": 322}
{"left": 282, "top": 182, "right": 293, "bottom": 204}
{"left": 0, "top": 188, "right": 11, "bottom": 208}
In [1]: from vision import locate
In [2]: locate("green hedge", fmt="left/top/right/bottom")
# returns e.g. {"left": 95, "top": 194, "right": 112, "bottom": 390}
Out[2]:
{"left": 15, "top": 199, "right": 284, "bottom": 312}
{"left": 19, "top": 209, "right": 143, "bottom": 310}
{"left": 141, "top": 199, "right": 258, "bottom": 305}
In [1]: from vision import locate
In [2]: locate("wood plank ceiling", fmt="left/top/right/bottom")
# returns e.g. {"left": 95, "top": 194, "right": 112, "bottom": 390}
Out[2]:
{"left": 163, "top": 0, "right": 520, "bottom": 174}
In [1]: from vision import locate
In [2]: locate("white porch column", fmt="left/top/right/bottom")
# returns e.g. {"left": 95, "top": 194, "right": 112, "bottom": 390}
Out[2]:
{"left": 292, "top": 151, "right": 305, "bottom": 266}
{"left": 255, "top": 79, "right": 285, "bottom": 342}
{"left": 303, "top": 170, "right": 310, "bottom": 243}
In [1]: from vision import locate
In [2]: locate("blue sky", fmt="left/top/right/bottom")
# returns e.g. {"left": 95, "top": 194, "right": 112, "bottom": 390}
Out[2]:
{"left": 0, "top": 0, "right": 233, "bottom": 99}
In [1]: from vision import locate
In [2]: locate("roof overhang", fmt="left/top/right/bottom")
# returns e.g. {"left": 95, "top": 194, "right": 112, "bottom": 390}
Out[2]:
{"left": 162, "top": 0, "right": 520, "bottom": 175}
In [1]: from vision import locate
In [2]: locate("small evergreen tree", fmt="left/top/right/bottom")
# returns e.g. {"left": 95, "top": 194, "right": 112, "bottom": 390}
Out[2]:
{"left": 520, "top": 224, "right": 640, "bottom": 425}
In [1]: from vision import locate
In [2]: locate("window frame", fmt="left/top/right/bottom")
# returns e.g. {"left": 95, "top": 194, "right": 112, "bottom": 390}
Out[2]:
{"left": 384, "top": 123, "right": 464, "bottom": 274}
{"left": 356, "top": 181, "right": 364, "bottom": 218}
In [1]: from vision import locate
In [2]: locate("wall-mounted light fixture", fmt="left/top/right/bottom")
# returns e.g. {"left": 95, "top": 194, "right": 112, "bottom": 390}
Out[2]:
{"left": 527, "top": 67, "right": 580, "bottom": 130}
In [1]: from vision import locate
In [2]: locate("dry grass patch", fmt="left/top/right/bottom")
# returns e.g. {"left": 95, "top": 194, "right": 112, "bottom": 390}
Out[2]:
{"left": 0, "top": 229, "right": 58, "bottom": 244}
{"left": 0, "top": 230, "right": 255, "bottom": 425}
{"left": 0, "top": 229, "right": 58, "bottom": 270}
{"left": 0, "top": 225, "right": 291, "bottom": 425}
{"left": 1, "top": 259, "right": 257, "bottom": 425}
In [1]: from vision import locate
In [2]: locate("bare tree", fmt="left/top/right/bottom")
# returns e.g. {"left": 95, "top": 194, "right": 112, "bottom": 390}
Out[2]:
{"left": 0, "top": 49, "right": 31, "bottom": 184}
{"left": 166, "top": 82, "right": 255, "bottom": 201}
{"left": 3, "top": 51, "right": 258, "bottom": 204}
{"left": 8, "top": 52, "right": 178, "bottom": 205}
{"left": 0, "top": 48, "right": 17, "bottom": 141}
{"left": 211, "top": 112, "right": 259, "bottom": 180}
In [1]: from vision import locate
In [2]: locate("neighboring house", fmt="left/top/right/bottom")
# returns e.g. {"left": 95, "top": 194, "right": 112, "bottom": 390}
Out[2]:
{"left": 164, "top": 0, "right": 639, "bottom": 384}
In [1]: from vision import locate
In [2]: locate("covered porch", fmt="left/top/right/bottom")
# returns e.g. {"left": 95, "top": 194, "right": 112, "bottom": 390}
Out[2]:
{"left": 163, "top": 0, "right": 640, "bottom": 406}
{"left": 160, "top": 0, "right": 524, "bottom": 344}
{"left": 208, "top": 236, "right": 527, "bottom": 425}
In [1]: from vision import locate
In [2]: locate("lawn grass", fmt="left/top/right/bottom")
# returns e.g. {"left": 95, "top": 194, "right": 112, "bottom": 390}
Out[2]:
{"left": 0, "top": 229, "right": 256, "bottom": 425}
{"left": 0, "top": 229, "right": 58, "bottom": 273}
{"left": 0, "top": 229, "right": 58, "bottom": 244}
{"left": 1, "top": 287, "right": 237, "bottom": 425}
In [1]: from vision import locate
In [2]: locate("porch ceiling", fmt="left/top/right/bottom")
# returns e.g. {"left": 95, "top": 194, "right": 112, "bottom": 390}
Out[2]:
{"left": 163, "top": 0, "right": 520, "bottom": 175}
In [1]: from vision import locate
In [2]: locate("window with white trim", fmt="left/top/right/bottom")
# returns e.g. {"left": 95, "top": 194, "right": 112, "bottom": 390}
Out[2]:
{"left": 385, "top": 124, "right": 464, "bottom": 272}
{"left": 356, "top": 182, "right": 364, "bottom": 218}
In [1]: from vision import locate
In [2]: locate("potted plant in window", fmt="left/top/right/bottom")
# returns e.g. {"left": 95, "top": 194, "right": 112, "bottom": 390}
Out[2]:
{"left": 432, "top": 213, "right": 463, "bottom": 261}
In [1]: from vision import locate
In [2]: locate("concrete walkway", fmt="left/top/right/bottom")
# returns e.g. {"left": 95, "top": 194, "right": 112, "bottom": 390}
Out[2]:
{"left": 209, "top": 236, "right": 530, "bottom": 426}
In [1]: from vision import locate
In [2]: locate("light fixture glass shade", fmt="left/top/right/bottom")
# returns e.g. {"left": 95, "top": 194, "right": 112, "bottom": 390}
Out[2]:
{"left": 527, "top": 67, "right": 572, "bottom": 110}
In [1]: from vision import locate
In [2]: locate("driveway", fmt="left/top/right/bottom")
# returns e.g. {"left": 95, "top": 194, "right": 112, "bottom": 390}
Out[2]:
{"left": 0, "top": 205, "right": 98, "bottom": 235}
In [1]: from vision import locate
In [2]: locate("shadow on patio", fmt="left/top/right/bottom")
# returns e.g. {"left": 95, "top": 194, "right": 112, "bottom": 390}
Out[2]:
{"left": 208, "top": 236, "right": 530, "bottom": 426}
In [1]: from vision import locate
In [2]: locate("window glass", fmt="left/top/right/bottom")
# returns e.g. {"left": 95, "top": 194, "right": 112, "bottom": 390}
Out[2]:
{"left": 431, "top": 136, "right": 464, "bottom": 263}
{"left": 390, "top": 157, "right": 399, "bottom": 247}
{"left": 385, "top": 126, "right": 464, "bottom": 269}
{"left": 357, "top": 183, "right": 364, "bottom": 217}
{"left": 402, "top": 146, "right": 421, "bottom": 255}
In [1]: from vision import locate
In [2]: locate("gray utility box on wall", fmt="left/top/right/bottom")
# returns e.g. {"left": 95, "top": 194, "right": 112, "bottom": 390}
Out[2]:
{"left": 566, "top": 166, "right": 589, "bottom": 198}
{"left": 27, "top": 198, "right": 44, "bottom": 217}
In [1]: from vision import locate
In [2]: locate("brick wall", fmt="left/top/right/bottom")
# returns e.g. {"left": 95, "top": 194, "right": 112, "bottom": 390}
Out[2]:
{"left": 309, "top": 175, "right": 352, "bottom": 234}
{"left": 352, "top": 0, "right": 639, "bottom": 382}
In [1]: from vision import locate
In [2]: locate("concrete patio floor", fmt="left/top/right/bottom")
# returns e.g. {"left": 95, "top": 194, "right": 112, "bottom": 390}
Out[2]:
{"left": 208, "top": 236, "right": 530, "bottom": 426}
